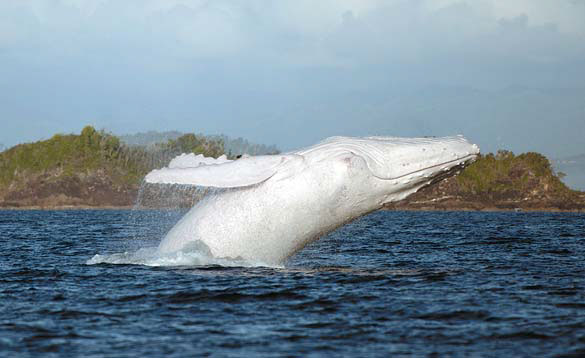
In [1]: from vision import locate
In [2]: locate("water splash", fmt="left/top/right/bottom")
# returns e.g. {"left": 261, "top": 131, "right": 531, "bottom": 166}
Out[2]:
{"left": 87, "top": 181, "right": 268, "bottom": 267}
{"left": 134, "top": 181, "right": 224, "bottom": 210}
{"left": 85, "top": 241, "right": 279, "bottom": 268}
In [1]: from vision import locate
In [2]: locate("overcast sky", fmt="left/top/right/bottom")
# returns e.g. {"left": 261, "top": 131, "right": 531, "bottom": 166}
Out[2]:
{"left": 0, "top": 0, "right": 584, "bottom": 157}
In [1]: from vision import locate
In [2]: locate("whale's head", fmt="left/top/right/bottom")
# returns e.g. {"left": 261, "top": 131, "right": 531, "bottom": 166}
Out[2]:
{"left": 297, "top": 135, "right": 480, "bottom": 205}
{"left": 366, "top": 135, "right": 479, "bottom": 203}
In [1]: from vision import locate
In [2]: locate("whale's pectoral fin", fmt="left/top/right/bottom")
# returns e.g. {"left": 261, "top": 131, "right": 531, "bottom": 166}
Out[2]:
{"left": 144, "top": 154, "right": 305, "bottom": 188}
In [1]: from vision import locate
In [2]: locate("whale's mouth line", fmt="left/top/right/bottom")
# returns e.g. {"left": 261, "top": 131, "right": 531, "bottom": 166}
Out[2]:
{"left": 375, "top": 153, "right": 478, "bottom": 181}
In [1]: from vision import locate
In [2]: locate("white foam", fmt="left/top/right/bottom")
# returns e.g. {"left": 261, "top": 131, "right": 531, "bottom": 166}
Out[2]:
{"left": 85, "top": 243, "right": 280, "bottom": 268}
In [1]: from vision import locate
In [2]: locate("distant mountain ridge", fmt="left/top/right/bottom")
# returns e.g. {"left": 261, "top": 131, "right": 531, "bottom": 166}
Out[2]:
{"left": 555, "top": 154, "right": 585, "bottom": 164}
{"left": 552, "top": 153, "right": 585, "bottom": 191}
{"left": 120, "top": 131, "right": 279, "bottom": 156}
{"left": 119, "top": 131, "right": 184, "bottom": 148}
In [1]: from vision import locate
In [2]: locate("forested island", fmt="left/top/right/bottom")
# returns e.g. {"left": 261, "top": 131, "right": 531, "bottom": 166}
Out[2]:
{"left": 384, "top": 150, "right": 585, "bottom": 211}
{"left": 0, "top": 126, "right": 583, "bottom": 211}
{"left": 0, "top": 126, "right": 244, "bottom": 208}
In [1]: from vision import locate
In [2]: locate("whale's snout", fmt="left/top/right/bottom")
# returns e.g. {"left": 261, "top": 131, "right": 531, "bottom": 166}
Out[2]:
{"left": 338, "top": 135, "right": 479, "bottom": 180}
{"left": 360, "top": 135, "right": 479, "bottom": 205}
{"left": 387, "top": 135, "right": 479, "bottom": 180}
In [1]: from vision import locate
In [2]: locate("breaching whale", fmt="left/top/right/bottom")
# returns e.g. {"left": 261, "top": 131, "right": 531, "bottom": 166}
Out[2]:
{"left": 145, "top": 135, "right": 479, "bottom": 265}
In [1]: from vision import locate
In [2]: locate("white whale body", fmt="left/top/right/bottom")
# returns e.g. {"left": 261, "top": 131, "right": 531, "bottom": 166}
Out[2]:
{"left": 145, "top": 135, "right": 480, "bottom": 265}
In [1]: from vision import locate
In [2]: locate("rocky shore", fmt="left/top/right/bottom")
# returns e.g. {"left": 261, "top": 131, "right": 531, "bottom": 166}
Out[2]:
{"left": 383, "top": 175, "right": 585, "bottom": 212}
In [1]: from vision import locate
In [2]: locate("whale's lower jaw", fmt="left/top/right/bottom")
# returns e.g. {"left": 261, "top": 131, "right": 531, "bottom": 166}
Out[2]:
{"left": 388, "top": 154, "right": 477, "bottom": 201}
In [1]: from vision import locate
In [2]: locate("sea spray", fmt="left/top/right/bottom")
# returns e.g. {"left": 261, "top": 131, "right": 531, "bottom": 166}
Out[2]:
{"left": 134, "top": 181, "right": 211, "bottom": 209}
{"left": 129, "top": 181, "right": 223, "bottom": 242}
{"left": 86, "top": 150, "right": 247, "bottom": 266}
{"left": 86, "top": 181, "right": 248, "bottom": 267}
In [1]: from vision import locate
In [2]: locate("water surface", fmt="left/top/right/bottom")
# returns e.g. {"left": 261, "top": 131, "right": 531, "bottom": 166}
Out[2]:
{"left": 1, "top": 210, "right": 584, "bottom": 357}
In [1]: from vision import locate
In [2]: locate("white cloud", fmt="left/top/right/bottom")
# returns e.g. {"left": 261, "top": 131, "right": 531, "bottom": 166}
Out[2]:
{"left": 1, "top": 0, "right": 583, "bottom": 67}
{"left": 0, "top": 0, "right": 584, "bottom": 157}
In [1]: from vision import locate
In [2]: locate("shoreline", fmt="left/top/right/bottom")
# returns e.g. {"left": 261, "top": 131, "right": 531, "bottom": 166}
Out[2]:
{"left": 1, "top": 205, "right": 583, "bottom": 213}
{"left": 0, "top": 205, "right": 136, "bottom": 211}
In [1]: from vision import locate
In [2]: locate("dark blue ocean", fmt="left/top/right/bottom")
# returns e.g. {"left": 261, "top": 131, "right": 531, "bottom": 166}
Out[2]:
{"left": 1, "top": 209, "right": 584, "bottom": 357}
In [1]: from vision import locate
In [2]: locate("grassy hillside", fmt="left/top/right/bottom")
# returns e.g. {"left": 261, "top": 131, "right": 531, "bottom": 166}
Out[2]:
{"left": 0, "top": 126, "right": 226, "bottom": 207}
{"left": 387, "top": 150, "right": 585, "bottom": 211}
{"left": 456, "top": 150, "right": 575, "bottom": 200}
{"left": 0, "top": 126, "right": 139, "bottom": 190}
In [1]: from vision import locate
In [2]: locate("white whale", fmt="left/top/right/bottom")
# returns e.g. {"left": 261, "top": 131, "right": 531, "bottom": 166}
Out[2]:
{"left": 145, "top": 135, "right": 479, "bottom": 265}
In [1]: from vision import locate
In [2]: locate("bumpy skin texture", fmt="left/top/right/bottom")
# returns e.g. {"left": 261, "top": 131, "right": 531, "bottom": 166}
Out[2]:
{"left": 149, "top": 136, "right": 480, "bottom": 265}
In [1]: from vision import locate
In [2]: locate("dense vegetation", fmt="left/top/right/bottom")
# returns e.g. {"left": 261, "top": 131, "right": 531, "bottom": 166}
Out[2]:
{"left": 386, "top": 149, "right": 584, "bottom": 211}
{"left": 456, "top": 150, "right": 575, "bottom": 199}
{"left": 0, "top": 126, "right": 226, "bottom": 191}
